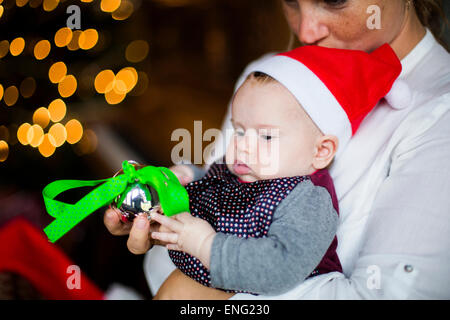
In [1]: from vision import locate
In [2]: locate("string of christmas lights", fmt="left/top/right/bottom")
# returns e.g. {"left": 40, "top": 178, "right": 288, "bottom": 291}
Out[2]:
{"left": 0, "top": 0, "right": 149, "bottom": 162}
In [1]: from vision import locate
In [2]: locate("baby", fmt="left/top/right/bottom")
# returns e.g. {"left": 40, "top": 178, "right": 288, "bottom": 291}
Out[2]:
{"left": 150, "top": 44, "right": 402, "bottom": 296}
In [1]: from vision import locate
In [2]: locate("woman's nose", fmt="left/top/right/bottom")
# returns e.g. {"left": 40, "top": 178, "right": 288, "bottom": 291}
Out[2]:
{"left": 297, "top": 11, "right": 329, "bottom": 45}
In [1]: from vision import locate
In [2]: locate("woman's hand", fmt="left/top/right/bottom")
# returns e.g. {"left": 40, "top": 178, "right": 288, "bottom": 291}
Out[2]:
{"left": 104, "top": 208, "right": 165, "bottom": 254}
{"left": 103, "top": 164, "right": 195, "bottom": 254}
{"left": 150, "top": 211, "right": 216, "bottom": 269}
{"left": 154, "top": 269, "right": 235, "bottom": 300}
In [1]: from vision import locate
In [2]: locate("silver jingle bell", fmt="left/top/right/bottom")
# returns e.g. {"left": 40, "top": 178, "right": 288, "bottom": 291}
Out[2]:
{"left": 110, "top": 160, "right": 161, "bottom": 222}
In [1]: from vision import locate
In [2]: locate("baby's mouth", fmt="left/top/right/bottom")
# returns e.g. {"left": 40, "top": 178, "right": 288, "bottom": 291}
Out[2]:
{"left": 233, "top": 160, "right": 251, "bottom": 175}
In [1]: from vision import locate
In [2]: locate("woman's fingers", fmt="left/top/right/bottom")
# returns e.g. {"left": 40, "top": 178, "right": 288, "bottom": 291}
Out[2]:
{"left": 104, "top": 208, "right": 131, "bottom": 235}
{"left": 127, "top": 215, "right": 151, "bottom": 255}
{"left": 151, "top": 231, "right": 179, "bottom": 244}
{"left": 150, "top": 212, "right": 183, "bottom": 233}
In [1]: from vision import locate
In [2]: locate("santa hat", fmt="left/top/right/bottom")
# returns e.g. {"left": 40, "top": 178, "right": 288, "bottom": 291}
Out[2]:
{"left": 0, "top": 218, "right": 104, "bottom": 300}
{"left": 247, "top": 44, "right": 411, "bottom": 155}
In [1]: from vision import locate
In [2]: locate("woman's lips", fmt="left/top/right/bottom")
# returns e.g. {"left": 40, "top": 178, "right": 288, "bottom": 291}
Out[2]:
{"left": 233, "top": 160, "right": 251, "bottom": 175}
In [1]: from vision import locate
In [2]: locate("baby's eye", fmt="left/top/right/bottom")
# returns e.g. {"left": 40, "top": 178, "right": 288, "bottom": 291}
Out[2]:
{"left": 261, "top": 135, "right": 273, "bottom": 141}
{"left": 234, "top": 128, "right": 245, "bottom": 136}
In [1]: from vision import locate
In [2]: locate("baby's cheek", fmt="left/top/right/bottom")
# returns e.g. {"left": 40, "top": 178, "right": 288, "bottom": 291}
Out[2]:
{"left": 225, "top": 140, "right": 236, "bottom": 165}
{"left": 257, "top": 142, "right": 281, "bottom": 177}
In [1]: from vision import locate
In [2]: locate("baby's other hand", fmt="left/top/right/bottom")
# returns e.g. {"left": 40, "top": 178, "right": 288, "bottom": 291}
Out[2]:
{"left": 150, "top": 211, "right": 216, "bottom": 269}
{"left": 169, "top": 164, "right": 195, "bottom": 186}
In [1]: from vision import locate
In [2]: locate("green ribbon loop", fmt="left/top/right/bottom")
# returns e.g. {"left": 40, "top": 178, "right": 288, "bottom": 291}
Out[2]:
{"left": 122, "top": 160, "right": 138, "bottom": 184}
{"left": 43, "top": 161, "right": 190, "bottom": 243}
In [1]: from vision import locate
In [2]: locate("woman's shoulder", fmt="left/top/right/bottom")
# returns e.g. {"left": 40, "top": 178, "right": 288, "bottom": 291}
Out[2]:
{"left": 391, "top": 92, "right": 450, "bottom": 157}
{"left": 397, "top": 36, "right": 450, "bottom": 139}
{"left": 406, "top": 35, "right": 450, "bottom": 97}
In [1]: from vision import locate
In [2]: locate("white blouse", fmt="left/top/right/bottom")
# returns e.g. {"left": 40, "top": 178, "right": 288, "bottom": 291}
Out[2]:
{"left": 145, "top": 29, "right": 450, "bottom": 299}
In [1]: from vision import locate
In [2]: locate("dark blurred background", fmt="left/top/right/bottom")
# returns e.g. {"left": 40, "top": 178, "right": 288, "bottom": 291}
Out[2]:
{"left": 0, "top": 0, "right": 290, "bottom": 299}
{"left": 0, "top": 0, "right": 449, "bottom": 299}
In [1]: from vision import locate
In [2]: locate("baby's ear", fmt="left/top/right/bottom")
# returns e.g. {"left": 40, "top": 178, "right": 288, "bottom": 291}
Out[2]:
{"left": 312, "top": 135, "right": 338, "bottom": 170}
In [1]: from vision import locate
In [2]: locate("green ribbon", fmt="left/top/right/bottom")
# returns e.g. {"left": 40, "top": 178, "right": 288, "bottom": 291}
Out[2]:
{"left": 43, "top": 161, "right": 190, "bottom": 243}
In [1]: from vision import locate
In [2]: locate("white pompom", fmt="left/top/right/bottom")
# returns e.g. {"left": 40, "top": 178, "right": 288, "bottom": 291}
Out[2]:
{"left": 385, "top": 80, "right": 412, "bottom": 109}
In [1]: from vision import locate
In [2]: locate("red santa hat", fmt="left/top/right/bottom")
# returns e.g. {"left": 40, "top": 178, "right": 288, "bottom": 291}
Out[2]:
{"left": 0, "top": 218, "right": 104, "bottom": 300}
{"left": 247, "top": 44, "right": 410, "bottom": 155}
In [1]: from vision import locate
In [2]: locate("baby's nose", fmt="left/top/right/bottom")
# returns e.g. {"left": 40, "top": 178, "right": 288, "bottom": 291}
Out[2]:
{"left": 236, "top": 129, "right": 258, "bottom": 152}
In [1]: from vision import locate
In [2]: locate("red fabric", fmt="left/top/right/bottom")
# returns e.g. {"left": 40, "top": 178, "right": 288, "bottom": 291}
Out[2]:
{"left": 310, "top": 169, "right": 343, "bottom": 274}
{"left": 279, "top": 44, "right": 402, "bottom": 134}
{"left": 0, "top": 218, "right": 104, "bottom": 300}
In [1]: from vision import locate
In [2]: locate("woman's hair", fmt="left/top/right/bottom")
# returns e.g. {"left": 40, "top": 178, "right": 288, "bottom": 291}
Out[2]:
{"left": 414, "top": 0, "right": 449, "bottom": 51}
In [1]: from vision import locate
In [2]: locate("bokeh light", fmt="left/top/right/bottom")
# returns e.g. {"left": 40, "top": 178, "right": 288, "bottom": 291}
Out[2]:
{"left": 65, "top": 119, "right": 83, "bottom": 144}
{"left": 116, "top": 67, "right": 138, "bottom": 93}
{"left": 0, "top": 5, "right": 4, "bottom": 19}
{"left": 74, "top": 129, "right": 98, "bottom": 155}
{"left": 17, "top": 123, "right": 31, "bottom": 145}
{"left": 27, "top": 124, "right": 44, "bottom": 147}
{"left": 29, "top": 0, "right": 43, "bottom": 8}
{"left": 58, "top": 74, "right": 77, "bottom": 98}
{"left": 0, "top": 84, "right": 3, "bottom": 101}
{"left": 34, "top": 39, "right": 51, "bottom": 60}
{"left": 4, "top": 86, "right": 19, "bottom": 106}
{"left": 0, "top": 40, "right": 9, "bottom": 58}
{"left": 38, "top": 134, "right": 56, "bottom": 157}
{"left": 19, "top": 77, "right": 36, "bottom": 98}
{"left": 94, "top": 69, "right": 115, "bottom": 94}
{"left": 79, "top": 29, "right": 99, "bottom": 50}
{"left": 48, "top": 98, "right": 66, "bottom": 122}
{"left": 54, "top": 27, "right": 73, "bottom": 48}
{"left": 130, "top": 71, "right": 149, "bottom": 96}
{"left": 101, "top": 0, "right": 121, "bottom": 13}
{"left": 16, "top": 0, "right": 29, "bottom": 7}
{"left": 105, "top": 88, "right": 126, "bottom": 105}
{"left": 32, "top": 107, "right": 50, "bottom": 129}
{"left": 67, "top": 30, "right": 82, "bottom": 51}
{"left": 112, "top": 79, "right": 127, "bottom": 94}
{"left": 42, "top": 0, "right": 59, "bottom": 12}
{"left": 9, "top": 37, "right": 25, "bottom": 56}
{"left": 48, "top": 123, "right": 66, "bottom": 147}
{"left": 0, "top": 140, "right": 8, "bottom": 162}
{"left": 125, "top": 40, "right": 149, "bottom": 63}
{"left": 112, "top": 0, "right": 134, "bottom": 21}
{"left": 0, "top": 125, "right": 9, "bottom": 143}
{"left": 49, "top": 61, "right": 67, "bottom": 84}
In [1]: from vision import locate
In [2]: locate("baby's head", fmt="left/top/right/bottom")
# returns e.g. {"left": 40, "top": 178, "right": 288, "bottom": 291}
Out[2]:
{"left": 226, "top": 45, "right": 404, "bottom": 182}
{"left": 226, "top": 72, "right": 338, "bottom": 182}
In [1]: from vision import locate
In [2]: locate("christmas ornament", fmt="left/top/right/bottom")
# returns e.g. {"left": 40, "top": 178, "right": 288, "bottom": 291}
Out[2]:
{"left": 110, "top": 161, "right": 161, "bottom": 222}
{"left": 42, "top": 160, "right": 190, "bottom": 243}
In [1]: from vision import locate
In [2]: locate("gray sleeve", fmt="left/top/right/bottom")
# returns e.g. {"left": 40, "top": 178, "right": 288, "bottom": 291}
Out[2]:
{"left": 209, "top": 180, "right": 338, "bottom": 295}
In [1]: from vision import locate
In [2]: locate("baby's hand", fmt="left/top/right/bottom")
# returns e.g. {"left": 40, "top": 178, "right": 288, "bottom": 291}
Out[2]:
{"left": 168, "top": 164, "right": 195, "bottom": 186}
{"left": 150, "top": 211, "right": 216, "bottom": 269}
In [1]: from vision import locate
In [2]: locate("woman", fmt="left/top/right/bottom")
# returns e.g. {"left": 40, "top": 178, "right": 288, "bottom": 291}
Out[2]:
{"left": 104, "top": 0, "right": 450, "bottom": 299}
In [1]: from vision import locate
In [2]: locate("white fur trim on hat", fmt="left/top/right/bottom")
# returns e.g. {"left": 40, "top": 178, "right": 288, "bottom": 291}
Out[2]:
{"left": 385, "top": 80, "right": 412, "bottom": 110}
{"left": 248, "top": 55, "right": 353, "bottom": 156}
